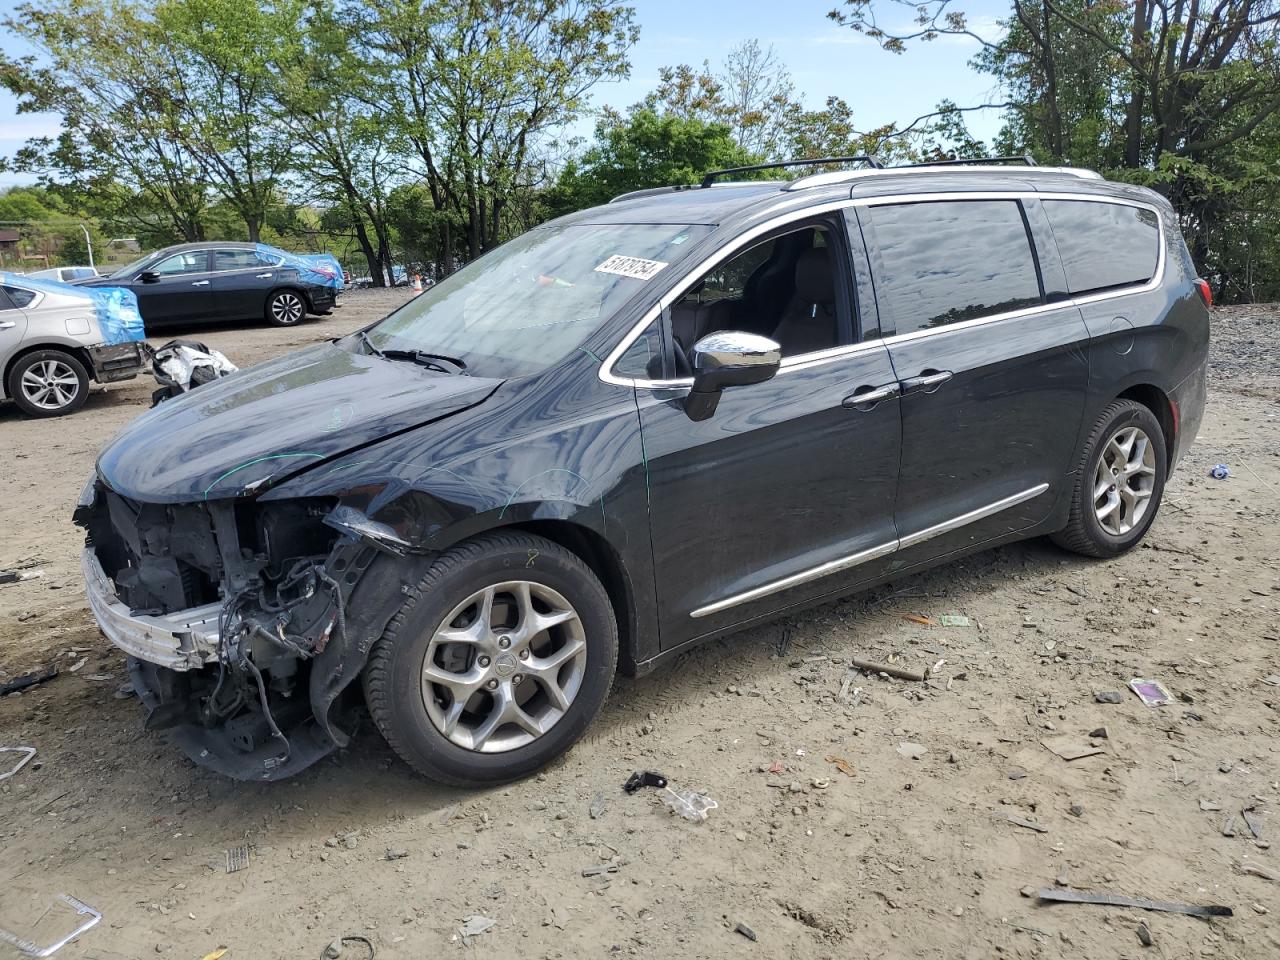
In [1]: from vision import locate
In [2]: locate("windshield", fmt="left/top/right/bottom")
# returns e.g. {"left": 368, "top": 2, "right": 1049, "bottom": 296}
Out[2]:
{"left": 366, "top": 222, "right": 710, "bottom": 377}
{"left": 108, "top": 253, "right": 154, "bottom": 279}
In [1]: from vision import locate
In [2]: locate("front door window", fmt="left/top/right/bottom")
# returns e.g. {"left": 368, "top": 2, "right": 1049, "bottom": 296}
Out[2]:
{"left": 150, "top": 252, "right": 208, "bottom": 276}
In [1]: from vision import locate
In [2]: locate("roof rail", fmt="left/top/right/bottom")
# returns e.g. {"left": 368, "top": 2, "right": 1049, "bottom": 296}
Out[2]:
{"left": 785, "top": 161, "right": 1101, "bottom": 191}
{"left": 901, "top": 154, "right": 1037, "bottom": 168}
{"left": 700, "top": 156, "right": 883, "bottom": 188}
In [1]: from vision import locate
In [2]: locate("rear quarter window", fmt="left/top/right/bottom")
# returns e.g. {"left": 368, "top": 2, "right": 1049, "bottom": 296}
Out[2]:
{"left": 2, "top": 285, "right": 36, "bottom": 308}
{"left": 1043, "top": 200, "right": 1160, "bottom": 296}
{"left": 863, "top": 199, "right": 1043, "bottom": 334}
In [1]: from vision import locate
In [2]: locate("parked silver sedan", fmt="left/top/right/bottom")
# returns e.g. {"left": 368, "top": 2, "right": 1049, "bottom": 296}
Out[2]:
{"left": 1, "top": 273, "right": 146, "bottom": 417}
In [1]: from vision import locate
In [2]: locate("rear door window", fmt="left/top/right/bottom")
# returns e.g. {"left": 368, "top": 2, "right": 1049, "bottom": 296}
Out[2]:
{"left": 863, "top": 199, "right": 1043, "bottom": 335}
{"left": 1043, "top": 200, "right": 1160, "bottom": 295}
{"left": 214, "top": 249, "right": 265, "bottom": 271}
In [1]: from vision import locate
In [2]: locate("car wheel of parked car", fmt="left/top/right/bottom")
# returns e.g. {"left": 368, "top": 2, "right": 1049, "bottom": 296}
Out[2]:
{"left": 7, "top": 349, "right": 90, "bottom": 418}
{"left": 1053, "top": 399, "right": 1167, "bottom": 558}
{"left": 265, "top": 289, "right": 306, "bottom": 326}
{"left": 364, "top": 531, "right": 618, "bottom": 786}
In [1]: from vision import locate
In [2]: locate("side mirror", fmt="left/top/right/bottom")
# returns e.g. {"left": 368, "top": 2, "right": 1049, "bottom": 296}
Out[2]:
{"left": 684, "top": 331, "right": 781, "bottom": 422}
{"left": 139, "top": 271, "right": 160, "bottom": 283}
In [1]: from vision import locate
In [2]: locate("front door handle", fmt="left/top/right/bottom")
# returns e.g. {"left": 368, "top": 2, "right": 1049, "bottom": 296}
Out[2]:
{"left": 256, "top": 272, "right": 273, "bottom": 278}
{"left": 842, "top": 382, "right": 900, "bottom": 409}
{"left": 191, "top": 280, "right": 210, "bottom": 286}
{"left": 900, "top": 369, "right": 953, "bottom": 395}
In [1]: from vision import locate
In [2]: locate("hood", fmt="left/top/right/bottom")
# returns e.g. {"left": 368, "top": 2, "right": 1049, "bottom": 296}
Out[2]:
{"left": 97, "top": 341, "right": 500, "bottom": 502}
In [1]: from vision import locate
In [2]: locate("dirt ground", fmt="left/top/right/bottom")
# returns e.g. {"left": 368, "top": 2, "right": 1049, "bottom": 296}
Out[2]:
{"left": 1, "top": 291, "right": 1277, "bottom": 960}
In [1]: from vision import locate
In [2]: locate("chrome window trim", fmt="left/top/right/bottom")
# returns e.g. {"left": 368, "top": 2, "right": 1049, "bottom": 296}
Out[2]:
{"left": 599, "top": 191, "right": 1165, "bottom": 389}
{"left": 598, "top": 198, "right": 856, "bottom": 387}
{"left": 690, "top": 482, "right": 1050, "bottom": 619}
{"left": 135, "top": 249, "right": 284, "bottom": 281}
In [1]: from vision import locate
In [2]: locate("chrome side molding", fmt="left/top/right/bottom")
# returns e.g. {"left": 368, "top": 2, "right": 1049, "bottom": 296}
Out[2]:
{"left": 690, "top": 482, "right": 1050, "bottom": 619}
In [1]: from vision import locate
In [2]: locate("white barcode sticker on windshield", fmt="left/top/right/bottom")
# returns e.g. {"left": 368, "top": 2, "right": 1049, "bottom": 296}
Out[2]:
{"left": 594, "top": 255, "right": 668, "bottom": 280}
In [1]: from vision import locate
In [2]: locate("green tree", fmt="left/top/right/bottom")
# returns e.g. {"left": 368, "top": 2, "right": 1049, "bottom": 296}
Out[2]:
{"left": 829, "top": 0, "right": 1280, "bottom": 300}
{"left": 152, "top": 0, "right": 302, "bottom": 241}
{"left": 1, "top": 0, "right": 212, "bottom": 241}
{"left": 639, "top": 40, "right": 798, "bottom": 157}
{"left": 271, "top": 0, "right": 399, "bottom": 283}
{"left": 360, "top": 0, "right": 638, "bottom": 266}
{"left": 544, "top": 109, "right": 752, "bottom": 216}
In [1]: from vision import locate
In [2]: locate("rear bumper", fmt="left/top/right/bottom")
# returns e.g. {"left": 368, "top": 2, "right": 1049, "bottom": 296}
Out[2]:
{"left": 1169, "top": 357, "right": 1207, "bottom": 469}
{"left": 81, "top": 547, "right": 220, "bottom": 671}
{"left": 87, "top": 341, "right": 144, "bottom": 384}
{"left": 307, "top": 287, "right": 337, "bottom": 314}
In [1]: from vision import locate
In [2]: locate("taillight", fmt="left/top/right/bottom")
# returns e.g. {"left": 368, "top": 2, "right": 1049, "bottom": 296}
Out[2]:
{"left": 1194, "top": 278, "right": 1213, "bottom": 307}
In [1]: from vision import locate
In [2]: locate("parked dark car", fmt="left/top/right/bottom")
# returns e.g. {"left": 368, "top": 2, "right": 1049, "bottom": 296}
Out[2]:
{"left": 75, "top": 160, "right": 1209, "bottom": 786}
{"left": 79, "top": 242, "right": 337, "bottom": 328}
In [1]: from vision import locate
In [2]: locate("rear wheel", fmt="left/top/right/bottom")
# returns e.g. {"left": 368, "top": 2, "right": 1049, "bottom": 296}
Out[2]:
{"left": 265, "top": 289, "right": 306, "bottom": 326}
{"left": 1052, "top": 399, "right": 1167, "bottom": 557}
{"left": 364, "top": 531, "right": 617, "bottom": 786}
{"left": 7, "top": 349, "right": 90, "bottom": 417}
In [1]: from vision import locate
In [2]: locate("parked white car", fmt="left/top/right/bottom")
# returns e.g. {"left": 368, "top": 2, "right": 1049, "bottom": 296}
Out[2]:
{"left": 27, "top": 266, "right": 101, "bottom": 283}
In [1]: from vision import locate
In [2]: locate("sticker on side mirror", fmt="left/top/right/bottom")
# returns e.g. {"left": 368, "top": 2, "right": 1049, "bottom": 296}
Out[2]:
{"left": 594, "top": 255, "right": 668, "bottom": 281}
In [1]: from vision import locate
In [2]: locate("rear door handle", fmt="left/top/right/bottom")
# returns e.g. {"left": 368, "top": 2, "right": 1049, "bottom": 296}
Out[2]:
{"left": 842, "top": 382, "right": 900, "bottom": 409}
{"left": 0, "top": 320, "right": 15, "bottom": 330}
{"left": 900, "top": 369, "right": 953, "bottom": 395}
{"left": 191, "top": 280, "right": 210, "bottom": 286}
{"left": 256, "top": 272, "right": 273, "bottom": 278}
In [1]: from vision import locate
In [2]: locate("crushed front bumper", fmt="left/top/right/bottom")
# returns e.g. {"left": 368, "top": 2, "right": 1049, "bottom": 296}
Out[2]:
{"left": 81, "top": 547, "right": 220, "bottom": 671}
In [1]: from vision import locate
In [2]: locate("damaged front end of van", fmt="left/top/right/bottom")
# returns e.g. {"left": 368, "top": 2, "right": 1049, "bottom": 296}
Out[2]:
{"left": 71, "top": 342, "right": 500, "bottom": 780}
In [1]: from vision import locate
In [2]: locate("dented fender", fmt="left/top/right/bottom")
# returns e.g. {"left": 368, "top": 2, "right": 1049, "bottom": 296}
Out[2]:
{"left": 263, "top": 372, "right": 663, "bottom": 669}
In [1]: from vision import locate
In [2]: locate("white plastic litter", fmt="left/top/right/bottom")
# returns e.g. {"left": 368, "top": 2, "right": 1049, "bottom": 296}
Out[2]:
{"left": 661, "top": 786, "right": 718, "bottom": 822}
{"left": 0, "top": 746, "right": 36, "bottom": 781}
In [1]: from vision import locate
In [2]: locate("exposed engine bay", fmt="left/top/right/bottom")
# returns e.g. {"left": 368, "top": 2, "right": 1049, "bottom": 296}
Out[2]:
{"left": 74, "top": 481, "right": 429, "bottom": 780}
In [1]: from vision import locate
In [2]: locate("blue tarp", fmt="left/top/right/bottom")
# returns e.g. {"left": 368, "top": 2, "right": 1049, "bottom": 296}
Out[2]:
{"left": 256, "top": 244, "right": 342, "bottom": 290}
{"left": 0, "top": 271, "right": 145, "bottom": 345}
{"left": 300, "top": 253, "right": 345, "bottom": 290}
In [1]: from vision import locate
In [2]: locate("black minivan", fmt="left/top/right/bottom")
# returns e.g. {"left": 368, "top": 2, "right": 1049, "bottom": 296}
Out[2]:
{"left": 76, "top": 161, "right": 1209, "bottom": 785}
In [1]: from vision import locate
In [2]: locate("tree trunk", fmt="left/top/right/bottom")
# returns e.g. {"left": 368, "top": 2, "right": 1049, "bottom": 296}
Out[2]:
{"left": 1123, "top": 0, "right": 1149, "bottom": 167}
{"left": 1041, "top": 0, "right": 1064, "bottom": 160}
{"left": 351, "top": 213, "right": 383, "bottom": 287}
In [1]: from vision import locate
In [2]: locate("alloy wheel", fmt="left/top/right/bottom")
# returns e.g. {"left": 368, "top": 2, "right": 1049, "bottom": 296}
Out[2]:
{"left": 271, "top": 292, "right": 304, "bottom": 324}
{"left": 1092, "top": 425, "right": 1156, "bottom": 536}
{"left": 19, "top": 359, "right": 80, "bottom": 411}
{"left": 421, "top": 580, "right": 587, "bottom": 753}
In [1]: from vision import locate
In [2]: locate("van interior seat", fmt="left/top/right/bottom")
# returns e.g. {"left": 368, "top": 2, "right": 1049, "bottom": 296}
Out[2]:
{"left": 768, "top": 247, "right": 837, "bottom": 356}
{"left": 669, "top": 295, "right": 737, "bottom": 374}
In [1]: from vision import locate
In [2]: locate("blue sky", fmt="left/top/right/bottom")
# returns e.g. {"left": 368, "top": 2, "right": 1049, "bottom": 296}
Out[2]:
{"left": 0, "top": 0, "right": 1011, "bottom": 188}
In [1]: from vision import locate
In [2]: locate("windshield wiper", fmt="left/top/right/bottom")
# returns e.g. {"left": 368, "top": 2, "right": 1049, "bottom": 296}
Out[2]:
{"left": 354, "top": 329, "right": 384, "bottom": 358}
{"left": 381, "top": 349, "right": 469, "bottom": 375}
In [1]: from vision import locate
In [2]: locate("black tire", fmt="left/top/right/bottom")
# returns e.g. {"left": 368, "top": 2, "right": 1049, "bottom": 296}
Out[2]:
{"left": 6, "top": 349, "right": 90, "bottom": 418}
{"left": 364, "top": 531, "right": 618, "bottom": 786}
{"left": 265, "top": 288, "right": 307, "bottom": 326}
{"left": 1052, "top": 399, "right": 1167, "bottom": 558}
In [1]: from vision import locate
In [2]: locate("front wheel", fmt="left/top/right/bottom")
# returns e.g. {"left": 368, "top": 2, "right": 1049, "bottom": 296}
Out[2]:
{"left": 364, "top": 531, "right": 618, "bottom": 786}
{"left": 265, "top": 289, "right": 306, "bottom": 326}
{"left": 7, "top": 349, "right": 90, "bottom": 417}
{"left": 1052, "top": 399, "right": 1167, "bottom": 558}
